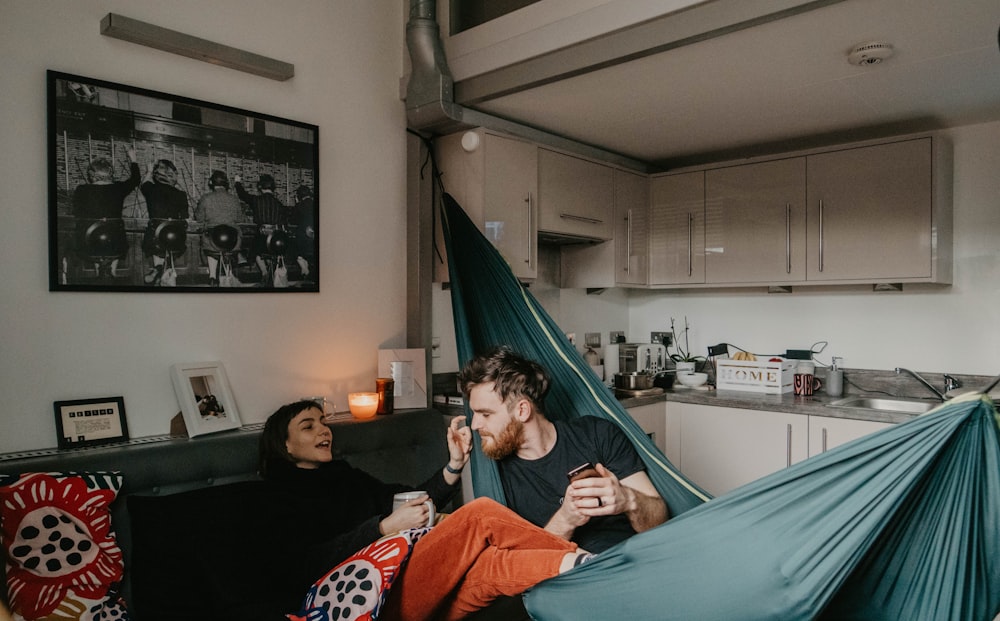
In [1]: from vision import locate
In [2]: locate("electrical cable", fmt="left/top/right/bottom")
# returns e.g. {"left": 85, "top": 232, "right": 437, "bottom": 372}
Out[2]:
{"left": 717, "top": 342, "right": 784, "bottom": 360}
{"left": 808, "top": 341, "right": 833, "bottom": 367}
{"left": 842, "top": 375, "right": 895, "bottom": 397}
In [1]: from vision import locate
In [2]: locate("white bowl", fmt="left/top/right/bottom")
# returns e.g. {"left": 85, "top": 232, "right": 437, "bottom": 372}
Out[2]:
{"left": 677, "top": 372, "right": 708, "bottom": 388}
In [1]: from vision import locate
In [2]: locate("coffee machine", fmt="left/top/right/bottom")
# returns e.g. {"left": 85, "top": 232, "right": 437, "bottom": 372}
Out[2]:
{"left": 619, "top": 343, "right": 668, "bottom": 374}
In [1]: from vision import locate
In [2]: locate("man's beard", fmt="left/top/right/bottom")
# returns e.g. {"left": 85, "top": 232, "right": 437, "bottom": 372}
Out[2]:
{"left": 480, "top": 416, "right": 524, "bottom": 460}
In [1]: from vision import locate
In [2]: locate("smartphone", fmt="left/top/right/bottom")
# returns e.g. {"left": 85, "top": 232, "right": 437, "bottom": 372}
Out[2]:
{"left": 567, "top": 462, "right": 598, "bottom": 482}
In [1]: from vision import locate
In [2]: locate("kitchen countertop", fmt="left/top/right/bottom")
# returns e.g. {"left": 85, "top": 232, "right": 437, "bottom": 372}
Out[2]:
{"left": 615, "top": 367, "right": 999, "bottom": 424}
{"left": 617, "top": 387, "right": 925, "bottom": 425}
{"left": 433, "top": 368, "right": 996, "bottom": 426}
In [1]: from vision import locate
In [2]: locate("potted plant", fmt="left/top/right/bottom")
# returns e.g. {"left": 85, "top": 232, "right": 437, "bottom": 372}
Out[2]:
{"left": 669, "top": 316, "right": 705, "bottom": 373}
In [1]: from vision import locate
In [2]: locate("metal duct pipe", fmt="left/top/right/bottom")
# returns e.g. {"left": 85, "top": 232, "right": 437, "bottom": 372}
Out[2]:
{"left": 403, "top": 0, "right": 649, "bottom": 171}
{"left": 405, "top": 0, "right": 457, "bottom": 131}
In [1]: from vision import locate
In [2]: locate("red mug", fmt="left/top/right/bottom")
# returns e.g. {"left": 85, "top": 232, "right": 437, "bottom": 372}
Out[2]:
{"left": 793, "top": 373, "right": 822, "bottom": 396}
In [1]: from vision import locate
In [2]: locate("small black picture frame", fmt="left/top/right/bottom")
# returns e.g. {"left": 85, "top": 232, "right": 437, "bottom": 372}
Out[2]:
{"left": 53, "top": 396, "right": 130, "bottom": 449}
{"left": 48, "top": 70, "right": 319, "bottom": 292}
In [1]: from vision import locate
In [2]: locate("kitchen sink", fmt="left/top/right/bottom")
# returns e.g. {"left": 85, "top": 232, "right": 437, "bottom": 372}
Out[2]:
{"left": 826, "top": 396, "right": 938, "bottom": 414}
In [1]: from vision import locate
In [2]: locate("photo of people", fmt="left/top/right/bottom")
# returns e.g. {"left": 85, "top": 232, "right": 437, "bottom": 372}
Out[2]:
{"left": 188, "top": 375, "right": 227, "bottom": 419}
{"left": 49, "top": 71, "right": 319, "bottom": 292}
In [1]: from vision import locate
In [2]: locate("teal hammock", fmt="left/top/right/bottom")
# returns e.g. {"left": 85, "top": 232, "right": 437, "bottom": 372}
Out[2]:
{"left": 440, "top": 192, "right": 1000, "bottom": 620}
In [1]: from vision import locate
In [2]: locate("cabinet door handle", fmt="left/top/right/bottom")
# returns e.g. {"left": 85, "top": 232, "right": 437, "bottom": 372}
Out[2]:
{"left": 818, "top": 199, "right": 825, "bottom": 273}
{"left": 822, "top": 427, "right": 828, "bottom": 453}
{"left": 525, "top": 192, "right": 533, "bottom": 264}
{"left": 625, "top": 209, "right": 632, "bottom": 275}
{"left": 560, "top": 213, "right": 603, "bottom": 224}
{"left": 785, "top": 203, "right": 792, "bottom": 274}
{"left": 786, "top": 423, "right": 793, "bottom": 467}
{"left": 687, "top": 212, "right": 694, "bottom": 277}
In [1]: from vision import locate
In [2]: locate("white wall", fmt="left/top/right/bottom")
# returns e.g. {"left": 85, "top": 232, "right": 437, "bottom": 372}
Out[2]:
{"left": 0, "top": 0, "right": 408, "bottom": 453}
{"left": 628, "top": 121, "right": 1000, "bottom": 376}
{"left": 432, "top": 120, "right": 1000, "bottom": 379}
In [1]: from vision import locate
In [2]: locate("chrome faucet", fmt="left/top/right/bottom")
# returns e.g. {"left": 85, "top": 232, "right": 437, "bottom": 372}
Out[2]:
{"left": 943, "top": 374, "right": 962, "bottom": 393}
{"left": 894, "top": 367, "right": 957, "bottom": 401}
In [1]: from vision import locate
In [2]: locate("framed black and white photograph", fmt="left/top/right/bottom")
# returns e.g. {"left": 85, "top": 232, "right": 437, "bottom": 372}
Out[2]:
{"left": 48, "top": 70, "right": 319, "bottom": 292}
{"left": 170, "top": 361, "right": 242, "bottom": 437}
{"left": 53, "top": 396, "right": 129, "bottom": 449}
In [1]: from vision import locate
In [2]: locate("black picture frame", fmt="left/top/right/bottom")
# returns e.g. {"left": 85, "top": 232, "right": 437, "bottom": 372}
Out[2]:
{"left": 53, "top": 396, "right": 130, "bottom": 449}
{"left": 48, "top": 70, "right": 319, "bottom": 292}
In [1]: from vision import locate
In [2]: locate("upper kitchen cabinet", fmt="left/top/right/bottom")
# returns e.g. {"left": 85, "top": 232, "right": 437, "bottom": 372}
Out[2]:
{"left": 560, "top": 168, "right": 649, "bottom": 288}
{"left": 805, "top": 136, "right": 952, "bottom": 284}
{"left": 435, "top": 130, "right": 538, "bottom": 281}
{"left": 705, "top": 158, "right": 806, "bottom": 284}
{"left": 537, "top": 148, "right": 614, "bottom": 242}
{"left": 614, "top": 169, "right": 650, "bottom": 286}
{"left": 649, "top": 171, "right": 706, "bottom": 286}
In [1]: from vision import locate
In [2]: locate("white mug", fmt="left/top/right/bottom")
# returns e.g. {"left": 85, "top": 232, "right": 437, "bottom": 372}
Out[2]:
{"left": 392, "top": 491, "right": 436, "bottom": 528}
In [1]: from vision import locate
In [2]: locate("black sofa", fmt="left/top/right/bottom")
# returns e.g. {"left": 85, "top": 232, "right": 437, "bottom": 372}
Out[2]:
{"left": 0, "top": 408, "right": 531, "bottom": 619}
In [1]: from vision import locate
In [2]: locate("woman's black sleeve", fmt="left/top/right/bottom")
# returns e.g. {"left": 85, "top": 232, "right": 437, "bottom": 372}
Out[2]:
{"left": 420, "top": 467, "right": 461, "bottom": 511}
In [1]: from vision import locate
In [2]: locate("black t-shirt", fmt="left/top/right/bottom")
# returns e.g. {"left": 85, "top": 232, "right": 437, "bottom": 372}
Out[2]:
{"left": 499, "top": 416, "right": 645, "bottom": 552}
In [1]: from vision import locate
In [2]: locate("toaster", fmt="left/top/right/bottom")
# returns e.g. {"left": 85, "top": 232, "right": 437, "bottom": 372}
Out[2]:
{"left": 619, "top": 343, "right": 668, "bottom": 374}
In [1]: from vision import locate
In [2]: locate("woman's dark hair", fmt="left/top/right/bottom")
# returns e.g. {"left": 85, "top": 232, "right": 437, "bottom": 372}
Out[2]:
{"left": 457, "top": 346, "right": 550, "bottom": 410}
{"left": 259, "top": 399, "right": 324, "bottom": 478}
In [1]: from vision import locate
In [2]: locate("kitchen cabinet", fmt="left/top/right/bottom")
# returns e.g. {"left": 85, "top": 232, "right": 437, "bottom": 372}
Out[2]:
{"left": 626, "top": 402, "right": 667, "bottom": 455}
{"left": 805, "top": 136, "right": 950, "bottom": 283}
{"left": 615, "top": 169, "right": 650, "bottom": 285}
{"left": 538, "top": 148, "right": 614, "bottom": 241}
{"left": 669, "top": 402, "right": 808, "bottom": 497}
{"left": 644, "top": 133, "right": 951, "bottom": 289}
{"left": 666, "top": 401, "right": 896, "bottom": 496}
{"left": 434, "top": 130, "right": 538, "bottom": 281}
{"left": 649, "top": 171, "right": 705, "bottom": 285}
{"left": 808, "top": 416, "right": 891, "bottom": 455}
{"left": 705, "top": 158, "right": 806, "bottom": 284}
{"left": 560, "top": 168, "right": 649, "bottom": 288}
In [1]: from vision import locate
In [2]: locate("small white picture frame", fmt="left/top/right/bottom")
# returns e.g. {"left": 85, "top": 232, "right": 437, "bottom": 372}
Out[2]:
{"left": 170, "top": 361, "right": 242, "bottom": 437}
{"left": 377, "top": 348, "right": 428, "bottom": 410}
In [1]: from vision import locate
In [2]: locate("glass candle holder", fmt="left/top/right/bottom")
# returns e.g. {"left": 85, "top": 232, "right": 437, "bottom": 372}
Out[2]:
{"left": 348, "top": 392, "right": 379, "bottom": 419}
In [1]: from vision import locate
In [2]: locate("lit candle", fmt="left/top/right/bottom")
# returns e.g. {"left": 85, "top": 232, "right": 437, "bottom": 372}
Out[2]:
{"left": 348, "top": 392, "right": 379, "bottom": 419}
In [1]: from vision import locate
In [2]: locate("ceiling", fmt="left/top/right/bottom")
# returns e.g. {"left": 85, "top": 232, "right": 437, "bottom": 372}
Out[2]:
{"left": 452, "top": 0, "right": 1000, "bottom": 170}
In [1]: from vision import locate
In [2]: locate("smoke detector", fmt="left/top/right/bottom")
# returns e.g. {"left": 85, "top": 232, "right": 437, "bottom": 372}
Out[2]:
{"left": 848, "top": 42, "right": 894, "bottom": 66}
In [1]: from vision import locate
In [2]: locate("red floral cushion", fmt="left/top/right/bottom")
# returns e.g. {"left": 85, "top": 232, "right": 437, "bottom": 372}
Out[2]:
{"left": 287, "top": 526, "right": 432, "bottom": 621}
{"left": 0, "top": 472, "right": 128, "bottom": 620}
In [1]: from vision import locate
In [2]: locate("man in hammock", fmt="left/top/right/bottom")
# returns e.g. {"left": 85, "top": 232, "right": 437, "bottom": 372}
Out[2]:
{"left": 458, "top": 346, "right": 669, "bottom": 553}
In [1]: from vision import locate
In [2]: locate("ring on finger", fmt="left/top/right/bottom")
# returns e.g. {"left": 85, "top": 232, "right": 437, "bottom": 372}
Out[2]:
{"left": 596, "top": 497, "right": 603, "bottom": 507}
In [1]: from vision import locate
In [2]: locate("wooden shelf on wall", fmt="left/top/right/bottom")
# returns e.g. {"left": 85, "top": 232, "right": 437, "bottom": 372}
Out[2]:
{"left": 100, "top": 13, "right": 295, "bottom": 82}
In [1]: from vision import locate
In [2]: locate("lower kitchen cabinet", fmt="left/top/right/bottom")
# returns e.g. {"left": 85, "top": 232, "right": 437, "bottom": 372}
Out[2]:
{"left": 665, "top": 402, "right": 896, "bottom": 497}
{"left": 669, "top": 402, "right": 808, "bottom": 497}
{"left": 626, "top": 403, "right": 667, "bottom": 455}
{"left": 807, "top": 416, "right": 891, "bottom": 455}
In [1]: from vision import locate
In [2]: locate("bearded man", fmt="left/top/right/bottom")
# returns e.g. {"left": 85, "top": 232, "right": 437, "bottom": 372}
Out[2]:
{"left": 458, "top": 346, "right": 668, "bottom": 553}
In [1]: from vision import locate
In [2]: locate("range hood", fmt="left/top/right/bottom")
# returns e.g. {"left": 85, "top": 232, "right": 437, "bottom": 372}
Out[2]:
{"left": 537, "top": 230, "right": 607, "bottom": 246}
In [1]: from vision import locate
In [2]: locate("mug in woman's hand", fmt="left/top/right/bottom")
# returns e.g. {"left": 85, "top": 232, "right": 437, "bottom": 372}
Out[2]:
{"left": 392, "top": 491, "right": 436, "bottom": 527}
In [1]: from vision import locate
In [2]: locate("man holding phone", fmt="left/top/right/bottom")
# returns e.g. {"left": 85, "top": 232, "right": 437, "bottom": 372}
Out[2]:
{"left": 458, "top": 346, "right": 669, "bottom": 553}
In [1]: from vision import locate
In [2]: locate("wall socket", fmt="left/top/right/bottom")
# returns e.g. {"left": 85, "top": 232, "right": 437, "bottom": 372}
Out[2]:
{"left": 650, "top": 331, "right": 673, "bottom": 347}
{"left": 609, "top": 330, "right": 625, "bottom": 344}
{"left": 584, "top": 332, "right": 601, "bottom": 347}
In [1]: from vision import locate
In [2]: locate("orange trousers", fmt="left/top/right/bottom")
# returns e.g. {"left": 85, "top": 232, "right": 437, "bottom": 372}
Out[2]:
{"left": 381, "top": 497, "right": 578, "bottom": 620}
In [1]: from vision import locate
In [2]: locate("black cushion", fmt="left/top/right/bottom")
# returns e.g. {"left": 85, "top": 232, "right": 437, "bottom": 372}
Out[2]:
{"left": 127, "top": 481, "right": 285, "bottom": 621}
